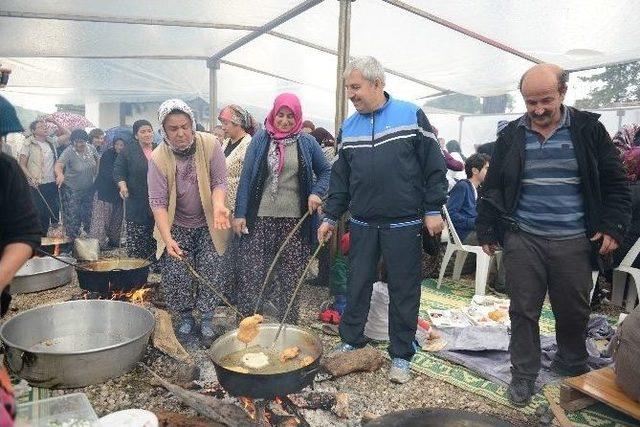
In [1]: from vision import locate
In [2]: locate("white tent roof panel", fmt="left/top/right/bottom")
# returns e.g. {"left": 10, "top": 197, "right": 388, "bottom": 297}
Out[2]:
{"left": 1, "top": 0, "right": 302, "bottom": 27}
{"left": 402, "top": 0, "right": 640, "bottom": 70}
{"left": 0, "top": 17, "right": 247, "bottom": 58}
{"left": 2, "top": 0, "right": 640, "bottom": 126}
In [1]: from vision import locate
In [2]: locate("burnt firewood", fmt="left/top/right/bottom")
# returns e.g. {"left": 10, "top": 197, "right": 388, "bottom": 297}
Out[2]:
{"left": 288, "top": 391, "right": 350, "bottom": 419}
{"left": 321, "top": 347, "right": 384, "bottom": 378}
{"left": 141, "top": 363, "right": 256, "bottom": 427}
{"left": 152, "top": 309, "right": 194, "bottom": 365}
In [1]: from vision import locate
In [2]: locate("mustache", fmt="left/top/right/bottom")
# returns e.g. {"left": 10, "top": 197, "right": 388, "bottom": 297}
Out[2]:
{"left": 530, "top": 111, "right": 552, "bottom": 119}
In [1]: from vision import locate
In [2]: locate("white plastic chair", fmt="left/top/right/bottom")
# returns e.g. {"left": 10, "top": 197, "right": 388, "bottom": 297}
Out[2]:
{"left": 437, "top": 206, "right": 501, "bottom": 296}
{"left": 611, "top": 237, "right": 640, "bottom": 311}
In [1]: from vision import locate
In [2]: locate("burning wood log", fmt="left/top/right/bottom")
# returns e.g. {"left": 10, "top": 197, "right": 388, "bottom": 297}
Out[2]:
{"left": 287, "top": 391, "right": 350, "bottom": 419}
{"left": 321, "top": 347, "right": 384, "bottom": 378}
{"left": 152, "top": 309, "right": 194, "bottom": 365}
{"left": 266, "top": 400, "right": 298, "bottom": 426}
{"left": 141, "top": 363, "right": 256, "bottom": 427}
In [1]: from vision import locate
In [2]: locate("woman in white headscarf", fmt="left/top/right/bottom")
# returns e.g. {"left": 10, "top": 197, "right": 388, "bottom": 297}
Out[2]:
{"left": 147, "top": 99, "right": 230, "bottom": 344}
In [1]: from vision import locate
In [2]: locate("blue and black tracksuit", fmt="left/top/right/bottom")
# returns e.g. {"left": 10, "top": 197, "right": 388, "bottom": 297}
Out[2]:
{"left": 323, "top": 93, "right": 447, "bottom": 361}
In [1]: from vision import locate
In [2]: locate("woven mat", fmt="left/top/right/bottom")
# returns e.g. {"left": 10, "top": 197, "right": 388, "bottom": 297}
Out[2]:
{"left": 414, "top": 278, "right": 637, "bottom": 427}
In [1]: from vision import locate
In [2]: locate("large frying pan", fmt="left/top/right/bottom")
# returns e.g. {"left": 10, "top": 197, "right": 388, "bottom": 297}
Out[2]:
{"left": 76, "top": 258, "right": 152, "bottom": 293}
{"left": 209, "top": 323, "right": 323, "bottom": 399}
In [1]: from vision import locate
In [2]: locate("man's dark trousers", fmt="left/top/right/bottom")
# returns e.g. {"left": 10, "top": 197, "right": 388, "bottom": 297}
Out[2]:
{"left": 504, "top": 230, "right": 593, "bottom": 381}
{"left": 339, "top": 221, "right": 422, "bottom": 361}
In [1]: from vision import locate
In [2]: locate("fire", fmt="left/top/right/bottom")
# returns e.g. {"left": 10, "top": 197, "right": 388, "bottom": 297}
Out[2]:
{"left": 53, "top": 244, "right": 60, "bottom": 257}
{"left": 110, "top": 287, "right": 151, "bottom": 305}
{"left": 239, "top": 397, "right": 256, "bottom": 419}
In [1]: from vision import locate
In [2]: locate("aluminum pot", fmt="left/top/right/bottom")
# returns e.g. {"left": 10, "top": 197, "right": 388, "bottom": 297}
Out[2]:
{"left": 76, "top": 258, "right": 151, "bottom": 293}
{"left": 0, "top": 300, "right": 155, "bottom": 388}
{"left": 9, "top": 256, "right": 76, "bottom": 295}
{"left": 209, "top": 323, "right": 323, "bottom": 399}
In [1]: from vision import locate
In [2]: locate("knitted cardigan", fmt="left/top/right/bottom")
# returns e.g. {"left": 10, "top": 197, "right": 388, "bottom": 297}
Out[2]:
{"left": 221, "top": 133, "right": 252, "bottom": 214}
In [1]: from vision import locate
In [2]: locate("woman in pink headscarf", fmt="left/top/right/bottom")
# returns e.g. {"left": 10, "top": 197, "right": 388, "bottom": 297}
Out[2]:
{"left": 233, "top": 93, "right": 331, "bottom": 323}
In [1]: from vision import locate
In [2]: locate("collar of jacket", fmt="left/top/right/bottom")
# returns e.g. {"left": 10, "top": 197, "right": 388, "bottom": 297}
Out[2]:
{"left": 358, "top": 91, "right": 392, "bottom": 118}
{"left": 503, "top": 105, "right": 601, "bottom": 139}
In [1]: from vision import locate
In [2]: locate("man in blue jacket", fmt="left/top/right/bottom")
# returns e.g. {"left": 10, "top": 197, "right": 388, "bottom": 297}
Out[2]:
{"left": 318, "top": 56, "right": 448, "bottom": 384}
{"left": 446, "top": 153, "right": 490, "bottom": 243}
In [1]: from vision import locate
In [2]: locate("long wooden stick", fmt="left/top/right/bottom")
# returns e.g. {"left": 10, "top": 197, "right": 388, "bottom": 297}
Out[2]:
{"left": 253, "top": 210, "right": 311, "bottom": 314}
{"left": 182, "top": 258, "right": 242, "bottom": 317}
{"left": 271, "top": 242, "right": 325, "bottom": 346}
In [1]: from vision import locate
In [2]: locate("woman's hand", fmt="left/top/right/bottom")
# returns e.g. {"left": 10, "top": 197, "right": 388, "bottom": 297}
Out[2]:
{"left": 166, "top": 238, "right": 183, "bottom": 259}
{"left": 213, "top": 204, "right": 230, "bottom": 230}
{"left": 317, "top": 221, "right": 334, "bottom": 243}
{"left": 26, "top": 175, "right": 40, "bottom": 188}
{"left": 307, "top": 194, "right": 323, "bottom": 213}
{"left": 55, "top": 174, "right": 64, "bottom": 188}
{"left": 233, "top": 218, "right": 247, "bottom": 236}
{"left": 118, "top": 182, "right": 129, "bottom": 199}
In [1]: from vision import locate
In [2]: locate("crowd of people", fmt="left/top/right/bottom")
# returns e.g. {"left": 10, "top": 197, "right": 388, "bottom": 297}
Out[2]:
{"left": 1, "top": 55, "right": 640, "bottom": 420}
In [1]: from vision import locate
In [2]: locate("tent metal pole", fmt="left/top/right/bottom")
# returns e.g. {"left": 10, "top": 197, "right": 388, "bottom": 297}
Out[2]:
{"left": 458, "top": 116, "right": 464, "bottom": 149}
{"left": 272, "top": 30, "right": 450, "bottom": 93}
{"left": 0, "top": 10, "right": 259, "bottom": 31}
{"left": 208, "top": 62, "right": 219, "bottom": 131}
{"left": 207, "top": 0, "right": 325, "bottom": 67}
{"left": 381, "top": 0, "right": 542, "bottom": 64}
{"left": 335, "top": 0, "right": 354, "bottom": 136}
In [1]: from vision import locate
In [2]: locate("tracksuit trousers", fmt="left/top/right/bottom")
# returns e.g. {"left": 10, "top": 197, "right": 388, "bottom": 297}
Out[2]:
{"left": 339, "top": 219, "right": 423, "bottom": 361}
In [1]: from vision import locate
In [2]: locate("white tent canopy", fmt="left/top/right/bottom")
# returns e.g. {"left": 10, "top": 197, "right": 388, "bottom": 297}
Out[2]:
{"left": 2, "top": 0, "right": 640, "bottom": 126}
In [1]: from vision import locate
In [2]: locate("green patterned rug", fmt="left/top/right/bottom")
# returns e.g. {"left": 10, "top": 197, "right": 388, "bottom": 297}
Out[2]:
{"left": 416, "top": 278, "right": 637, "bottom": 427}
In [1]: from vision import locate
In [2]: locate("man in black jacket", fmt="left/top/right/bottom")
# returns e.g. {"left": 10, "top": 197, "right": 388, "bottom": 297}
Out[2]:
{"left": 318, "top": 56, "right": 447, "bottom": 384}
{"left": 477, "top": 63, "right": 631, "bottom": 406}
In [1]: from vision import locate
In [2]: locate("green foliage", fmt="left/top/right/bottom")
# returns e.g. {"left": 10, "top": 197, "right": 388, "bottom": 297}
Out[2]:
{"left": 575, "top": 61, "right": 640, "bottom": 108}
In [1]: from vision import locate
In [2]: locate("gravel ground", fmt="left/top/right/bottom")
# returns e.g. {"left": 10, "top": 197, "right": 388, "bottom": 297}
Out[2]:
{"left": 4, "top": 257, "right": 626, "bottom": 426}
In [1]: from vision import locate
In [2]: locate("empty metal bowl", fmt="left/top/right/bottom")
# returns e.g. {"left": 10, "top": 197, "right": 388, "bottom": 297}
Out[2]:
{"left": 0, "top": 300, "right": 155, "bottom": 388}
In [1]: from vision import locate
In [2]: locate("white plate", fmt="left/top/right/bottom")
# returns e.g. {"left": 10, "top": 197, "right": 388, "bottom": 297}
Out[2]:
{"left": 99, "top": 409, "right": 158, "bottom": 427}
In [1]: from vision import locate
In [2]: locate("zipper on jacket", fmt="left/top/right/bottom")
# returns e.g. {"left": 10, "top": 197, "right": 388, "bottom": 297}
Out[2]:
{"left": 371, "top": 114, "right": 376, "bottom": 188}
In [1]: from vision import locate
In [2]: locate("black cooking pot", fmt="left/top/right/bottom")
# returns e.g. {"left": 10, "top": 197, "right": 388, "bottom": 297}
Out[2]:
{"left": 76, "top": 258, "right": 151, "bottom": 293}
{"left": 209, "top": 323, "right": 323, "bottom": 399}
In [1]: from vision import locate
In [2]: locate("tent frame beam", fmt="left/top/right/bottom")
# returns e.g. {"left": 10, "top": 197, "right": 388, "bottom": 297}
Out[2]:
{"left": 381, "top": 0, "right": 542, "bottom": 64}
{"left": 0, "top": 10, "right": 260, "bottom": 31}
{"left": 207, "top": 0, "right": 325, "bottom": 67}
{"left": 2, "top": 8, "right": 450, "bottom": 95}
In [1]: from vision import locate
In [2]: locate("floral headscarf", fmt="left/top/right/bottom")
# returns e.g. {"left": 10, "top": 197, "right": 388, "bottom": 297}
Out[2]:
{"left": 218, "top": 105, "right": 259, "bottom": 136}
{"left": 157, "top": 99, "right": 197, "bottom": 154}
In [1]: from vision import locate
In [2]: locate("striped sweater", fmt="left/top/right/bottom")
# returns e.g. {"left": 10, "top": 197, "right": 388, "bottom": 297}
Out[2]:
{"left": 512, "top": 107, "right": 586, "bottom": 238}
